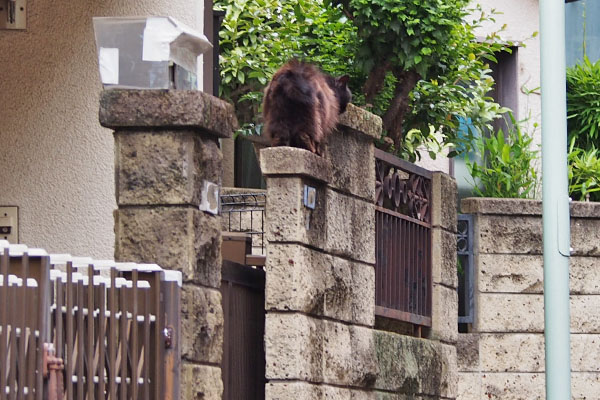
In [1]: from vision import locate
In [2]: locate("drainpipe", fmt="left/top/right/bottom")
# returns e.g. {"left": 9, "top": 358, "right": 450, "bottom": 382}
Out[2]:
{"left": 539, "top": 0, "right": 572, "bottom": 398}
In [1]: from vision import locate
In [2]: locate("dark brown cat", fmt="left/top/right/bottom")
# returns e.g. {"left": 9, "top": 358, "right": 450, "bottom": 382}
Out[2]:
{"left": 262, "top": 60, "right": 352, "bottom": 156}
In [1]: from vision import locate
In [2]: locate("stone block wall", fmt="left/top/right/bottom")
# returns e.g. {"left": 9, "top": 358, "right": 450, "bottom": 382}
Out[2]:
{"left": 100, "top": 89, "right": 238, "bottom": 400}
{"left": 261, "top": 104, "right": 459, "bottom": 399}
{"left": 457, "top": 198, "right": 600, "bottom": 399}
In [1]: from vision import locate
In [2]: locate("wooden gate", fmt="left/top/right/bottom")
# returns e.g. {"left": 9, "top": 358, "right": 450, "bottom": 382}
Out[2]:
{"left": 220, "top": 260, "right": 265, "bottom": 400}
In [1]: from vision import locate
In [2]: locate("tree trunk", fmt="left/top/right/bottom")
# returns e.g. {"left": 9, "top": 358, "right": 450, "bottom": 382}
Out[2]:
{"left": 363, "top": 61, "right": 391, "bottom": 104}
{"left": 382, "top": 69, "right": 421, "bottom": 149}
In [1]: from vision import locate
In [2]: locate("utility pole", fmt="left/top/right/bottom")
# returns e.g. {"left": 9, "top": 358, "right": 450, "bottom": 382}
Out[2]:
{"left": 539, "top": 0, "right": 572, "bottom": 398}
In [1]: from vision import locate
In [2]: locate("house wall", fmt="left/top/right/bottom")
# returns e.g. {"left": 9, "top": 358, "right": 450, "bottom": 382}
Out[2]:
{"left": 457, "top": 198, "right": 600, "bottom": 399}
{"left": 566, "top": 0, "right": 600, "bottom": 67}
{"left": 0, "top": 0, "right": 204, "bottom": 258}
{"left": 260, "top": 105, "right": 460, "bottom": 399}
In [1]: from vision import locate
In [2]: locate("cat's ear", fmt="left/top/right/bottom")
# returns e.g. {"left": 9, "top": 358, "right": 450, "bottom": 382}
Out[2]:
{"left": 337, "top": 75, "right": 350, "bottom": 86}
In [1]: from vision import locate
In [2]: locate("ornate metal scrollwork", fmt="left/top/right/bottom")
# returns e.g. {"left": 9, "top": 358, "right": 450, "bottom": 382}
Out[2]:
{"left": 375, "top": 156, "right": 431, "bottom": 223}
{"left": 457, "top": 218, "right": 470, "bottom": 254}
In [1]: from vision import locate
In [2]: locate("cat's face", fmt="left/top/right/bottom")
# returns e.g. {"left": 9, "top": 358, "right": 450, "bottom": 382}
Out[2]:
{"left": 335, "top": 75, "right": 352, "bottom": 113}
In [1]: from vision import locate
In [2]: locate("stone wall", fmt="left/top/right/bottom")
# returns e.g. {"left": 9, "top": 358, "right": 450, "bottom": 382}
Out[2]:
{"left": 261, "top": 104, "right": 459, "bottom": 399}
{"left": 100, "top": 89, "right": 237, "bottom": 400}
{"left": 457, "top": 198, "right": 600, "bottom": 399}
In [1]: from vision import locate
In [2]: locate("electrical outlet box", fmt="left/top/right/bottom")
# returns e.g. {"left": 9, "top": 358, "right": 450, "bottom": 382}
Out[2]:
{"left": 0, "top": 207, "right": 18, "bottom": 243}
{"left": 0, "top": 0, "right": 27, "bottom": 30}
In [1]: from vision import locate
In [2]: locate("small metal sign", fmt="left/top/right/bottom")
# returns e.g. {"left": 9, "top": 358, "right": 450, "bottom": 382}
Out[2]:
{"left": 199, "top": 180, "right": 220, "bottom": 215}
{"left": 303, "top": 185, "right": 316, "bottom": 210}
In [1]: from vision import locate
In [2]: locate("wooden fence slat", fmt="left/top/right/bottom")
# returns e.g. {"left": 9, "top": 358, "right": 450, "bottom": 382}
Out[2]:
{"left": 55, "top": 277, "right": 64, "bottom": 360}
{"left": 17, "top": 253, "right": 29, "bottom": 400}
{"left": 162, "top": 279, "right": 180, "bottom": 400}
{"left": 98, "top": 283, "right": 106, "bottom": 399}
{"left": 152, "top": 274, "right": 162, "bottom": 400}
{"left": 142, "top": 289, "right": 150, "bottom": 400}
{"left": 36, "top": 257, "right": 50, "bottom": 400}
{"left": 131, "top": 271, "right": 138, "bottom": 400}
{"left": 119, "top": 286, "right": 127, "bottom": 400}
{"left": 108, "top": 269, "right": 117, "bottom": 400}
{"left": 0, "top": 249, "right": 9, "bottom": 400}
{"left": 8, "top": 283, "right": 18, "bottom": 400}
{"left": 65, "top": 262, "right": 74, "bottom": 400}
{"left": 87, "top": 266, "right": 95, "bottom": 400}
{"left": 76, "top": 280, "right": 84, "bottom": 400}
{"left": 25, "top": 328, "right": 36, "bottom": 399}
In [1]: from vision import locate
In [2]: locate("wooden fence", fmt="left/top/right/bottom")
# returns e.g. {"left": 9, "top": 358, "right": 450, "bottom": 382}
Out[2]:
{"left": 374, "top": 149, "right": 433, "bottom": 332}
{"left": 0, "top": 242, "right": 181, "bottom": 400}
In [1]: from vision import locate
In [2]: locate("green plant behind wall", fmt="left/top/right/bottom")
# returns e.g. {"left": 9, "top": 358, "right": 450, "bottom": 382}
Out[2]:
{"left": 568, "top": 137, "right": 600, "bottom": 201}
{"left": 465, "top": 112, "right": 539, "bottom": 198}
{"left": 566, "top": 57, "right": 600, "bottom": 202}
{"left": 566, "top": 56, "right": 600, "bottom": 150}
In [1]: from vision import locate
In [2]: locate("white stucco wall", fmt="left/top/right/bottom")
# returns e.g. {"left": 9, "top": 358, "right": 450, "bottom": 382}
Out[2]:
{"left": 0, "top": 1, "right": 203, "bottom": 258}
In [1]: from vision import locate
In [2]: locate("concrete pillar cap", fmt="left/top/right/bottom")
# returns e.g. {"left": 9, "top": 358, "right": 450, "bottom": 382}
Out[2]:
{"left": 99, "top": 89, "right": 238, "bottom": 138}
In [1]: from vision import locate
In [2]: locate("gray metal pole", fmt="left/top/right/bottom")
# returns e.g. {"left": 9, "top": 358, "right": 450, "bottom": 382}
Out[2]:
{"left": 539, "top": 0, "right": 572, "bottom": 398}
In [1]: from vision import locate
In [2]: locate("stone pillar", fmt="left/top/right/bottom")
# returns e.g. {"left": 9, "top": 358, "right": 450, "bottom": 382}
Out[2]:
{"left": 260, "top": 104, "right": 382, "bottom": 397}
{"left": 99, "top": 89, "right": 238, "bottom": 400}
{"left": 429, "top": 172, "right": 459, "bottom": 345}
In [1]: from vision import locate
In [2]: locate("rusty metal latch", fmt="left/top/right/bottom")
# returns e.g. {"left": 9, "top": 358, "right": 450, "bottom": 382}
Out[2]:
{"left": 43, "top": 343, "right": 64, "bottom": 400}
{"left": 164, "top": 326, "right": 174, "bottom": 348}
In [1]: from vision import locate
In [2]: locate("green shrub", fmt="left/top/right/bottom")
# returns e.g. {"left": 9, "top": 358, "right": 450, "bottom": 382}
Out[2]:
{"left": 566, "top": 56, "right": 600, "bottom": 150}
{"left": 465, "top": 112, "right": 539, "bottom": 198}
{"left": 568, "top": 138, "right": 600, "bottom": 201}
{"left": 333, "top": 0, "right": 517, "bottom": 157}
{"left": 216, "top": 0, "right": 522, "bottom": 162}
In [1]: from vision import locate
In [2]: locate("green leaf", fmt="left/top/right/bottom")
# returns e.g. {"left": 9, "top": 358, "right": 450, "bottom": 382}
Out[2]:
{"left": 501, "top": 144, "right": 510, "bottom": 163}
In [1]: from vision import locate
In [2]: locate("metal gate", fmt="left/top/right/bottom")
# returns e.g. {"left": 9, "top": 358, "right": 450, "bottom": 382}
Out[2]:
{"left": 220, "top": 260, "right": 265, "bottom": 400}
{"left": 0, "top": 244, "right": 181, "bottom": 400}
{"left": 374, "top": 148, "right": 433, "bottom": 332}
